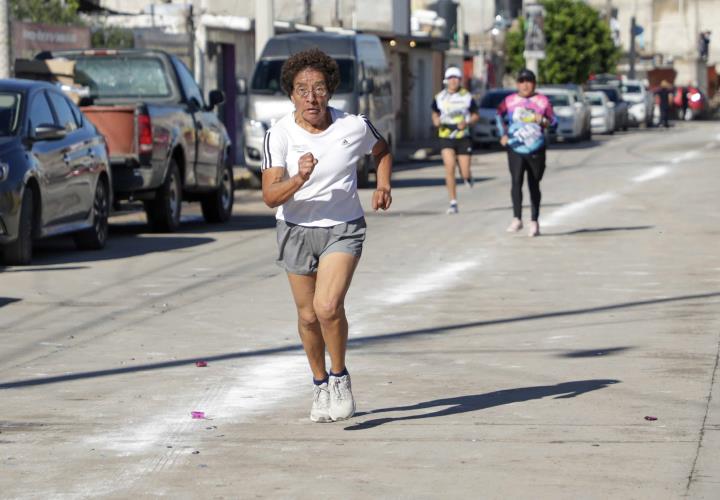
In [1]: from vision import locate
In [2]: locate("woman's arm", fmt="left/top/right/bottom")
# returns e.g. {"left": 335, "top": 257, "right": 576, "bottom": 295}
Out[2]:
{"left": 262, "top": 152, "right": 317, "bottom": 208}
{"left": 371, "top": 139, "right": 392, "bottom": 211}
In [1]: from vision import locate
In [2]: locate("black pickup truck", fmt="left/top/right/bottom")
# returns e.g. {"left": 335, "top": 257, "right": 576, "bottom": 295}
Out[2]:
{"left": 39, "top": 49, "right": 234, "bottom": 231}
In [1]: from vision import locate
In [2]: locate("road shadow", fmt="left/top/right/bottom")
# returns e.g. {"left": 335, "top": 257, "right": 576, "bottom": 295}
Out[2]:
{"left": 1, "top": 292, "right": 714, "bottom": 390}
{"left": 28, "top": 233, "right": 215, "bottom": 266}
{"left": 0, "top": 266, "right": 89, "bottom": 273}
{"left": 344, "top": 379, "right": 620, "bottom": 431}
{"left": 0, "top": 297, "right": 21, "bottom": 308}
{"left": 559, "top": 347, "right": 632, "bottom": 358}
{"left": 544, "top": 225, "right": 654, "bottom": 236}
{"left": 548, "top": 139, "right": 605, "bottom": 150}
{"left": 392, "top": 176, "right": 495, "bottom": 189}
{"left": 484, "top": 203, "right": 566, "bottom": 212}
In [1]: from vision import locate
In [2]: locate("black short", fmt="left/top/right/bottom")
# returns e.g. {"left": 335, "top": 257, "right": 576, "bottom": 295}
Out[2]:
{"left": 439, "top": 137, "right": 473, "bottom": 155}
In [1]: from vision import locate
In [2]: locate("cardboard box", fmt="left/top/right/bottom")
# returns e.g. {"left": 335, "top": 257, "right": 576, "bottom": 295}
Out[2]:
{"left": 14, "top": 58, "right": 76, "bottom": 85}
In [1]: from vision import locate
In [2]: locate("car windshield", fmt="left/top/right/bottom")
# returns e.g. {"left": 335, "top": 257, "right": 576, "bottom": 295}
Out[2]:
{"left": 587, "top": 94, "right": 604, "bottom": 105}
{"left": 71, "top": 56, "right": 172, "bottom": 99}
{"left": 547, "top": 94, "right": 570, "bottom": 107}
{"left": 0, "top": 92, "right": 22, "bottom": 135}
{"left": 480, "top": 91, "right": 512, "bottom": 108}
{"left": 251, "top": 58, "right": 355, "bottom": 95}
{"left": 623, "top": 84, "right": 642, "bottom": 93}
{"left": 597, "top": 88, "right": 620, "bottom": 102}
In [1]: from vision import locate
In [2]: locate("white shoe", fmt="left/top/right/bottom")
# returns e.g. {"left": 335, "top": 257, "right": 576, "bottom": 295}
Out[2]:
{"left": 506, "top": 218, "right": 523, "bottom": 232}
{"left": 528, "top": 221, "right": 540, "bottom": 237}
{"left": 446, "top": 201, "right": 459, "bottom": 214}
{"left": 463, "top": 177, "right": 474, "bottom": 188}
{"left": 329, "top": 373, "right": 356, "bottom": 421}
{"left": 310, "top": 382, "right": 332, "bottom": 423}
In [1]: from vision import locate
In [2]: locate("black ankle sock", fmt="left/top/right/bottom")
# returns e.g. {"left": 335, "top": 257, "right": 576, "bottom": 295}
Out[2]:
{"left": 330, "top": 367, "right": 348, "bottom": 377}
{"left": 313, "top": 374, "right": 329, "bottom": 386}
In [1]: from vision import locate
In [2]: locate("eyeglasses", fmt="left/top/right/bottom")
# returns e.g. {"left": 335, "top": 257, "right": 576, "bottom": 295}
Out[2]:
{"left": 294, "top": 86, "right": 329, "bottom": 98}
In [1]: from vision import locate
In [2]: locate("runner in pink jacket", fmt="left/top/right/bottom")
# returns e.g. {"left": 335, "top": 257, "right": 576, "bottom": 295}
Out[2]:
{"left": 496, "top": 69, "right": 555, "bottom": 237}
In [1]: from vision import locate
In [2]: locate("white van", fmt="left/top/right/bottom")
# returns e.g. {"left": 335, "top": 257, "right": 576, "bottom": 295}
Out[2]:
{"left": 240, "top": 32, "right": 394, "bottom": 187}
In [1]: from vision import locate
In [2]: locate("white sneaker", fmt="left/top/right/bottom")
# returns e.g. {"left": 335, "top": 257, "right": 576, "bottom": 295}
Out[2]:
{"left": 506, "top": 218, "right": 523, "bottom": 232}
{"left": 329, "top": 373, "right": 356, "bottom": 421}
{"left": 446, "top": 201, "right": 459, "bottom": 214}
{"left": 463, "top": 177, "right": 474, "bottom": 188}
{"left": 528, "top": 221, "right": 540, "bottom": 237}
{"left": 310, "top": 382, "right": 332, "bottom": 423}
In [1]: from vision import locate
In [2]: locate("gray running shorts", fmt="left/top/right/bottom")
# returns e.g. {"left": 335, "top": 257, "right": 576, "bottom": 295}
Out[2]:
{"left": 276, "top": 217, "right": 366, "bottom": 275}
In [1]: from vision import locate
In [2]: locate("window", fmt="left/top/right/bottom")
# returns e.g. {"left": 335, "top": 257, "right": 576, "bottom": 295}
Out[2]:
{"left": 0, "top": 92, "right": 22, "bottom": 135}
{"left": 47, "top": 91, "right": 79, "bottom": 132}
{"left": 173, "top": 57, "right": 204, "bottom": 108}
{"left": 251, "top": 59, "right": 355, "bottom": 95}
{"left": 547, "top": 94, "right": 570, "bottom": 107}
{"left": 73, "top": 56, "right": 171, "bottom": 99}
{"left": 28, "top": 92, "right": 56, "bottom": 132}
{"left": 480, "top": 91, "right": 513, "bottom": 108}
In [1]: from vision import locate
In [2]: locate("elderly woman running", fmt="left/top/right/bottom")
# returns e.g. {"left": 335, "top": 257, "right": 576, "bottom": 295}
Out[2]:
{"left": 261, "top": 48, "right": 393, "bottom": 422}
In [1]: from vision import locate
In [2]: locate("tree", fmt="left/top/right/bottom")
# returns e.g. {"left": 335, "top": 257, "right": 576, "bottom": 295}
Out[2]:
{"left": 10, "top": 0, "right": 83, "bottom": 25}
{"left": 505, "top": 0, "right": 620, "bottom": 84}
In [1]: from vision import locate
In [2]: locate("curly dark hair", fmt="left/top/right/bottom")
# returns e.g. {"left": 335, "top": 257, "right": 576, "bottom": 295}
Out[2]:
{"left": 280, "top": 48, "right": 340, "bottom": 97}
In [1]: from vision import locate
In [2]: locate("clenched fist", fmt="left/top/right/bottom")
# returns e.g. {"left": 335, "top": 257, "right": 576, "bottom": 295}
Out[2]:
{"left": 297, "top": 152, "right": 318, "bottom": 182}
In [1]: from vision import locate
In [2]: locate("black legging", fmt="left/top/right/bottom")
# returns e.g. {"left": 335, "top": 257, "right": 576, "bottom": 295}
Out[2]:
{"left": 508, "top": 149, "right": 546, "bottom": 221}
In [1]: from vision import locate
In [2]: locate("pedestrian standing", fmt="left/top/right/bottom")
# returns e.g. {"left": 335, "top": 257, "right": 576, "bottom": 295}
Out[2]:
{"left": 655, "top": 80, "right": 673, "bottom": 128}
{"left": 496, "top": 69, "right": 556, "bottom": 237}
{"left": 261, "top": 48, "right": 393, "bottom": 422}
{"left": 431, "top": 67, "right": 480, "bottom": 214}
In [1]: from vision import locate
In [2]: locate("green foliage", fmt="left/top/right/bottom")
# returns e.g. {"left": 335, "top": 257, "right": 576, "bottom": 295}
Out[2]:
{"left": 10, "top": 0, "right": 83, "bottom": 26}
{"left": 91, "top": 27, "right": 135, "bottom": 49}
{"left": 505, "top": 0, "right": 620, "bottom": 84}
{"left": 505, "top": 18, "right": 527, "bottom": 79}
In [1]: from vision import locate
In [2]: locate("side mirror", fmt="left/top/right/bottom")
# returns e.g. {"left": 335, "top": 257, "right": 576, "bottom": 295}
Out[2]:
{"left": 237, "top": 78, "right": 247, "bottom": 95}
{"left": 361, "top": 78, "right": 375, "bottom": 94}
{"left": 606, "top": 101, "right": 616, "bottom": 108}
{"left": 206, "top": 89, "right": 225, "bottom": 110}
{"left": 33, "top": 124, "right": 66, "bottom": 141}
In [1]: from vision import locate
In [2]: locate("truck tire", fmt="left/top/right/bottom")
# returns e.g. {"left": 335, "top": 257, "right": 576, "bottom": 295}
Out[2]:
{"left": 201, "top": 162, "right": 234, "bottom": 223}
{"left": 74, "top": 178, "right": 109, "bottom": 250}
{"left": 3, "top": 187, "right": 34, "bottom": 266}
{"left": 145, "top": 160, "right": 182, "bottom": 232}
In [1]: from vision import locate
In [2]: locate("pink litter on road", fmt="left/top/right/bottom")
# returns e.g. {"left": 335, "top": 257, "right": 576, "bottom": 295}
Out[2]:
{"left": 644, "top": 416, "right": 658, "bottom": 421}
{"left": 195, "top": 361, "right": 208, "bottom": 367}
{"left": 191, "top": 411, "right": 206, "bottom": 419}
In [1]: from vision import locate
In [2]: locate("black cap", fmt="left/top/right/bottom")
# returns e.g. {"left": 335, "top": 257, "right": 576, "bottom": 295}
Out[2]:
{"left": 517, "top": 68, "right": 536, "bottom": 82}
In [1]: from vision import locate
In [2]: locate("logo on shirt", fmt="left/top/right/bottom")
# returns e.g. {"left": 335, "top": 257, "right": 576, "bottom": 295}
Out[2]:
{"left": 341, "top": 138, "right": 350, "bottom": 146}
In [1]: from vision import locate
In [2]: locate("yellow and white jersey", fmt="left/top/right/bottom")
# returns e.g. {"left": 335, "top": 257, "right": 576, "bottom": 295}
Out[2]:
{"left": 431, "top": 88, "right": 478, "bottom": 139}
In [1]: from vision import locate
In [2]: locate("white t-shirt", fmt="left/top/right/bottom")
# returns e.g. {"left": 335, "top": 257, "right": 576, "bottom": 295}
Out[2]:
{"left": 262, "top": 107, "right": 381, "bottom": 227}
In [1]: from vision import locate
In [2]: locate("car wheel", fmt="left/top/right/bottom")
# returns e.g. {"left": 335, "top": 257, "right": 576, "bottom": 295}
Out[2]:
{"left": 201, "top": 161, "right": 234, "bottom": 223}
{"left": 146, "top": 160, "right": 182, "bottom": 232}
{"left": 74, "top": 178, "right": 109, "bottom": 250}
{"left": 3, "top": 187, "right": 34, "bottom": 266}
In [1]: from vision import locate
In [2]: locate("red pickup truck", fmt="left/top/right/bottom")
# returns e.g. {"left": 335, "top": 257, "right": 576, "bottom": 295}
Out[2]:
{"left": 40, "top": 49, "right": 234, "bottom": 231}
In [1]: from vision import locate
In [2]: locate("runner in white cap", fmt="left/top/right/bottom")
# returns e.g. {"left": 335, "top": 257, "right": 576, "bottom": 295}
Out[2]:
{"left": 431, "top": 67, "right": 480, "bottom": 214}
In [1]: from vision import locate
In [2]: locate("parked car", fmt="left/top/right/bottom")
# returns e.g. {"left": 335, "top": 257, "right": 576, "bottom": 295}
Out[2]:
{"left": 0, "top": 79, "right": 111, "bottom": 265}
{"left": 585, "top": 90, "right": 615, "bottom": 134}
{"left": 537, "top": 86, "right": 591, "bottom": 142}
{"left": 38, "top": 49, "right": 234, "bottom": 232}
{"left": 589, "top": 85, "right": 629, "bottom": 131}
{"left": 239, "top": 32, "right": 394, "bottom": 187}
{"left": 471, "top": 88, "right": 514, "bottom": 147}
{"left": 621, "top": 79, "right": 653, "bottom": 127}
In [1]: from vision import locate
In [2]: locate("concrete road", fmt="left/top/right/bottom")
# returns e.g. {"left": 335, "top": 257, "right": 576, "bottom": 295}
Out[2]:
{"left": 1, "top": 122, "right": 719, "bottom": 499}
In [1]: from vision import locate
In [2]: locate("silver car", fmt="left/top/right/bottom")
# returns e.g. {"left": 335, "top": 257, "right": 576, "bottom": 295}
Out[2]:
{"left": 538, "top": 86, "right": 591, "bottom": 142}
{"left": 471, "top": 88, "right": 514, "bottom": 147}
{"left": 621, "top": 80, "right": 653, "bottom": 127}
{"left": 586, "top": 90, "right": 615, "bottom": 134}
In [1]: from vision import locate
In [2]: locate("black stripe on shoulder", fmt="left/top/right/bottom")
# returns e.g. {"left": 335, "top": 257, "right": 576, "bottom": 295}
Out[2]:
{"left": 362, "top": 116, "right": 382, "bottom": 141}
{"left": 262, "top": 130, "right": 272, "bottom": 170}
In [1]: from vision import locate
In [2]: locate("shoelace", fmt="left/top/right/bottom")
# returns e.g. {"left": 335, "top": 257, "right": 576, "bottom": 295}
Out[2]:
{"left": 331, "top": 378, "right": 351, "bottom": 400}
{"left": 313, "top": 385, "right": 329, "bottom": 403}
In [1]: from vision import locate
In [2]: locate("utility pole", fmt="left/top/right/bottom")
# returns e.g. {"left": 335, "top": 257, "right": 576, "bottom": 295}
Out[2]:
{"left": 255, "top": 0, "right": 274, "bottom": 61}
{"left": 629, "top": 16, "right": 636, "bottom": 79}
{"left": 0, "top": 0, "right": 10, "bottom": 78}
